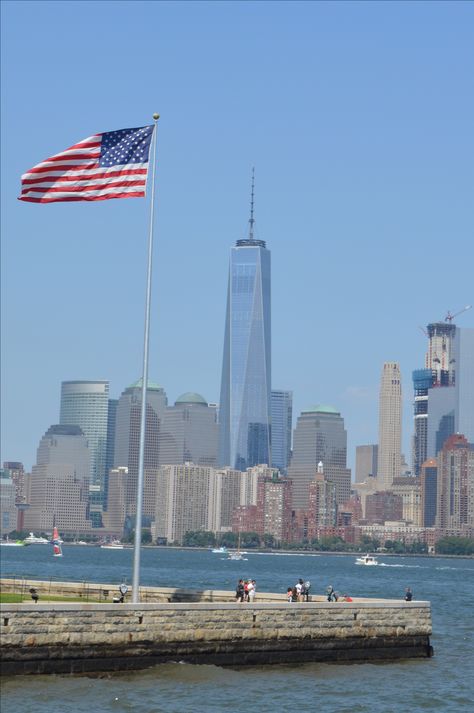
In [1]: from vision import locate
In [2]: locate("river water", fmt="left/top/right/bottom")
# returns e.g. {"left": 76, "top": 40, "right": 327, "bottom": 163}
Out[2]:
{"left": 1, "top": 546, "right": 473, "bottom": 713}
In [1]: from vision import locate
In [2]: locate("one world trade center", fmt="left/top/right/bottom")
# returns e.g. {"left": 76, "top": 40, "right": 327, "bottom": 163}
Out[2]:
{"left": 218, "top": 173, "right": 271, "bottom": 470}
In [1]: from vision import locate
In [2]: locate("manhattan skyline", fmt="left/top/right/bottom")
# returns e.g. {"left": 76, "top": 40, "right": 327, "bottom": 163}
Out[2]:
{"left": 2, "top": 1, "right": 473, "bottom": 472}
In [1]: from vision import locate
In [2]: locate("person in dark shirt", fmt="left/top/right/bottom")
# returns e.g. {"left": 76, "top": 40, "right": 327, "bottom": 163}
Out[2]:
{"left": 404, "top": 587, "right": 413, "bottom": 601}
{"left": 235, "top": 579, "right": 245, "bottom": 602}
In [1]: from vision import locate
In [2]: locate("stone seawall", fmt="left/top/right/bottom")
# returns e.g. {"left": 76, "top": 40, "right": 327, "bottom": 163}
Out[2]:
{"left": 0, "top": 598, "right": 433, "bottom": 675}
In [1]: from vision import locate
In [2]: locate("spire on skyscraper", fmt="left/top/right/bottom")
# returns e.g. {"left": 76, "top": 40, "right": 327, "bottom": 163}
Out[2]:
{"left": 248, "top": 167, "right": 255, "bottom": 242}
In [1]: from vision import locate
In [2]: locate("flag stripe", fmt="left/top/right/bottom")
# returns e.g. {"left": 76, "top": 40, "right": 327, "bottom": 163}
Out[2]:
{"left": 20, "top": 191, "right": 146, "bottom": 203}
{"left": 23, "top": 179, "right": 147, "bottom": 194}
{"left": 42, "top": 152, "right": 101, "bottom": 162}
{"left": 51, "top": 142, "right": 102, "bottom": 158}
{"left": 22, "top": 167, "right": 148, "bottom": 185}
{"left": 22, "top": 161, "right": 148, "bottom": 180}
{"left": 22, "top": 160, "right": 99, "bottom": 176}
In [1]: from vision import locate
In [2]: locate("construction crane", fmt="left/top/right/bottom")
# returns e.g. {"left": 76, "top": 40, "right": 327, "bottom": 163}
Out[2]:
{"left": 444, "top": 305, "right": 472, "bottom": 322}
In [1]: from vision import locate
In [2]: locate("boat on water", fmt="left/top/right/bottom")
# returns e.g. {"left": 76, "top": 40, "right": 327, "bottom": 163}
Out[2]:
{"left": 211, "top": 546, "right": 227, "bottom": 554}
{"left": 227, "top": 528, "right": 248, "bottom": 560}
{"left": 355, "top": 553, "right": 378, "bottom": 566}
{"left": 52, "top": 526, "right": 63, "bottom": 557}
{"left": 100, "top": 541, "right": 124, "bottom": 549}
{"left": 24, "top": 532, "right": 50, "bottom": 545}
{"left": 0, "top": 538, "right": 26, "bottom": 547}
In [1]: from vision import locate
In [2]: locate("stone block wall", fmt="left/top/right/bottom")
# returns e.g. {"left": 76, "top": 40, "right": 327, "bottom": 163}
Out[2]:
{"left": 0, "top": 598, "right": 433, "bottom": 675}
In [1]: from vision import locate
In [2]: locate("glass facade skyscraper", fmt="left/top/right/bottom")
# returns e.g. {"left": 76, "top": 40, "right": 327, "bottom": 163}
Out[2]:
{"left": 455, "top": 327, "right": 474, "bottom": 444}
{"left": 218, "top": 195, "right": 271, "bottom": 471}
{"left": 158, "top": 392, "right": 218, "bottom": 467}
{"left": 59, "top": 380, "right": 109, "bottom": 490}
{"left": 288, "top": 405, "right": 350, "bottom": 508}
{"left": 271, "top": 390, "right": 293, "bottom": 474}
{"left": 113, "top": 379, "right": 168, "bottom": 517}
{"left": 421, "top": 326, "right": 474, "bottom": 461}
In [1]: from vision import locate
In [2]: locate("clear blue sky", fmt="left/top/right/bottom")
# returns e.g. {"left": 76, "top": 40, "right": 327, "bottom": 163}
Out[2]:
{"left": 2, "top": 0, "right": 473, "bottom": 472}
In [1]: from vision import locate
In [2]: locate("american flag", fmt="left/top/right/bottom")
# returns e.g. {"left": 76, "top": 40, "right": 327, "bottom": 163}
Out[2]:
{"left": 18, "top": 125, "right": 154, "bottom": 203}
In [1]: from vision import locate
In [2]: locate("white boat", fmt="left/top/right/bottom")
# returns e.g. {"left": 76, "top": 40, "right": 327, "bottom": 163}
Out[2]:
{"left": 212, "top": 546, "right": 227, "bottom": 554}
{"left": 227, "top": 529, "right": 247, "bottom": 560}
{"left": 24, "top": 532, "right": 50, "bottom": 544}
{"left": 0, "top": 539, "right": 25, "bottom": 547}
{"left": 228, "top": 551, "right": 245, "bottom": 561}
{"left": 100, "top": 541, "right": 124, "bottom": 549}
{"left": 355, "top": 553, "right": 378, "bottom": 566}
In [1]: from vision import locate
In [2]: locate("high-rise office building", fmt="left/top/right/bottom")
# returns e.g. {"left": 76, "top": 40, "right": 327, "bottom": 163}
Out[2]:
{"left": 307, "top": 462, "right": 337, "bottom": 538}
{"left": 103, "top": 398, "right": 118, "bottom": 510}
{"left": 420, "top": 458, "right": 437, "bottom": 527}
{"left": 102, "top": 467, "right": 128, "bottom": 535}
{"left": 0, "top": 469, "right": 18, "bottom": 535}
{"left": 210, "top": 467, "right": 244, "bottom": 532}
{"left": 412, "top": 368, "right": 433, "bottom": 477}
{"left": 25, "top": 425, "right": 92, "bottom": 534}
{"left": 436, "top": 434, "right": 474, "bottom": 531}
{"left": 113, "top": 379, "right": 167, "bottom": 517}
{"left": 455, "top": 327, "right": 474, "bottom": 444}
{"left": 3, "top": 461, "right": 26, "bottom": 504}
{"left": 288, "top": 405, "right": 350, "bottom": 508}
{"left": 271, "top": 390, "right": 293, "bottom": 474}
{"left": 377, "top": 362, "right": 402, "bottom": 490}
{"left": 218, "top": 177, "right": 271, "bottom": 471}
{"left": 413, "top": 322, "right": 474, "bottom": 472}
{"left": 256, "top": 471, "right": 292, "bottom": 542}
{"left": 154, "top": 464, "right": 215, "bottom": 544}
{"left": 241, "top": 464, "right": 273, "bottom": 505}
{"left": 60, "top": 381, "right": 109, "bottom": 491}
{"left": 365, "top": 491, "right": 403, "bottom": 525}
{"left": 413, "top": 322, "right": 455, "bottom": 475}
{"left": 391, "top": 477, "right": 421, "bottom": 525}
{"left": 158, "top": 393, "right": 218, "bottom": 467}
{"left": 355, "top": 445, "right": 378, "bottom": 483}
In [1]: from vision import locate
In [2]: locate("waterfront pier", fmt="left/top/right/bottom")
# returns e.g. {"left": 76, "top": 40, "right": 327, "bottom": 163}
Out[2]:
{"left": 0, "top": 579, "right": 432, "bottom": 675}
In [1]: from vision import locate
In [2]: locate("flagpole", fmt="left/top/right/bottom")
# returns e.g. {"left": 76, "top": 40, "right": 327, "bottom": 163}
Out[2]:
{"left": 132, "top": 113, "right": 160, "bottom": 604}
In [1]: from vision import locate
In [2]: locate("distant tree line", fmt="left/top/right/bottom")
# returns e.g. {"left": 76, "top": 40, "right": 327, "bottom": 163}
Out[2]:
{"left": 180, "top": 532, "right": 472, "bottom": 555}
{"left": 435, "top": 537, "right": 474, "bottom": 555}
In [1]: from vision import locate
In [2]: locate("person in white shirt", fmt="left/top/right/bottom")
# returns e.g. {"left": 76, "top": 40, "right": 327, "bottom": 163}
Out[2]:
{"left": 248, "top": 579, "right": 256, "bottom": 602}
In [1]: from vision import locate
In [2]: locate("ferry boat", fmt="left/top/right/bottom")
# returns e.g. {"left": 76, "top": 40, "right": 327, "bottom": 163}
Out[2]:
{"left": 355, "top": 553, "right": 378, "bottom": 566}
{"left": 24, "top": 532, "right": 50, "bottom": 544}
{"left": 100, "top": 540, "right": 124, "bottom": 549}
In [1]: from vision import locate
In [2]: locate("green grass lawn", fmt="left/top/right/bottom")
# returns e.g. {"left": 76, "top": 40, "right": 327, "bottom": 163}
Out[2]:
{"left": 0, "top": 593, "right": 23, "bottom": 603}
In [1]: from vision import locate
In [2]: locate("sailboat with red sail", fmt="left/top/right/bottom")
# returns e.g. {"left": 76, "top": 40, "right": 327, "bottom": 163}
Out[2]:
{"left": 52, "top": 525, "right": 63, "bottom": 558}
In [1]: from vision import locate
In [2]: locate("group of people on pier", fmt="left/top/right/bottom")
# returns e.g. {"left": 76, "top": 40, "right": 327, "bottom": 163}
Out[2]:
{"left": 286, "top": 578, "right": 311, "bottom": 602}
{"left": 235, "top": 578, "right": 413, "bottom": 603}
{"left": 235, "top": 579, "right": 257, "bottom": 602}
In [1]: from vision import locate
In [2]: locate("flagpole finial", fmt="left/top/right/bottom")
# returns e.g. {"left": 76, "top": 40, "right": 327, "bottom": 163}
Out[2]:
{"left": 153, "top": 113, "right": 160, "bottom": 120}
